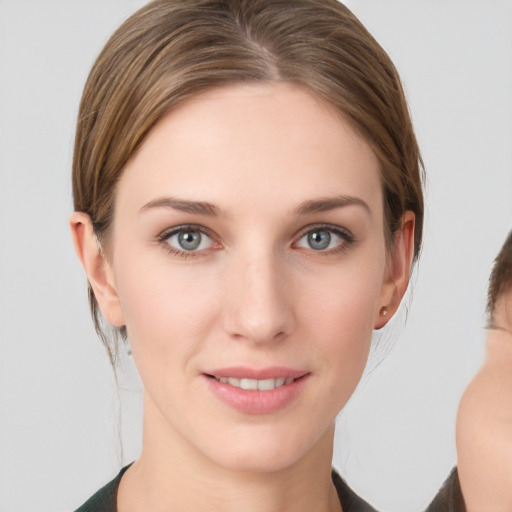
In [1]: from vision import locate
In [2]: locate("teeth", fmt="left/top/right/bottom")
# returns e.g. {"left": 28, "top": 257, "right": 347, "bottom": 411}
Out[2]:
{"left": 240, "top": 378, "right": 258, "bottom": 390}
{"left": 257, "top": 378, "right": 276, "bottom": 391}
{"left": 215, "top": 376, "right": 295, "bottom": 390}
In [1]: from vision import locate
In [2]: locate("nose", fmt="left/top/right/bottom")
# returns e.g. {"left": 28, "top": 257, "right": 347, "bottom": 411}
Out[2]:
{"left": 222, "top": 250, "right": 296, "bottom": 345}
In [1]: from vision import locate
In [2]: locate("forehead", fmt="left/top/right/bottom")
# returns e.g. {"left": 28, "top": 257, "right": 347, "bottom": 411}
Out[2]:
{"left": 117, "top": 82, "right": 382, "bottom": 214}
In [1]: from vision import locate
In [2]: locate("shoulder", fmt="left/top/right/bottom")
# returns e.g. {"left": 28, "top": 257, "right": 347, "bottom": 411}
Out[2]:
{"left": 74, "top": 466, "right": 131, "bottom": 512}
{"left": 333, "top": 467, "right": 467, "bottom": 512}
{"left": 332, "top": 470, "right": 379, "bottom": 512}
{"left": 424, "top": 467, "right": 466, "bottom": 512}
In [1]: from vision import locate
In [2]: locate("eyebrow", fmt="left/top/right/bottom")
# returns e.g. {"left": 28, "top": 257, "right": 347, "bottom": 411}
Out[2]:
{"left": 139, "top": 197, "right": 222, "bottom": 217}
{"left": 139, "top": 194, "right": 370, "bottom": 217}
{"left": 296, "top": 195, "right": 371, "bottom": 216}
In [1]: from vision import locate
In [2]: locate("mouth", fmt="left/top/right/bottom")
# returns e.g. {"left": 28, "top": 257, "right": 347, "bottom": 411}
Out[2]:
{"left": 204, "top": 369, "right": 309, "bottom": 414}
{"left": 208, "top": 376, "right": 296, "bottom": 391}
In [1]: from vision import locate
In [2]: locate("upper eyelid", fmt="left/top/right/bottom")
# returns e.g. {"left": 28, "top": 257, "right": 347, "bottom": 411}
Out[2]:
{"left": 158, "top": 224, "right": 217, "bottom": 241}
{"left": 292, "top": 225, "right": 356, "bottom": 254}
{"left": 293, "top": 223, "right": 354, "bottom": 240}
{"left": 158, "top": 225, "right": 219, "bottom": 257}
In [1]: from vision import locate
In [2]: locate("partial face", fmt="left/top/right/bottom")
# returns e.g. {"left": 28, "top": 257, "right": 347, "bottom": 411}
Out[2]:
{"left": 493, "top": 293, "right": 512, "bottom": 334}
{"left": 103, "top": 83, "right": 398, "bottom": 472}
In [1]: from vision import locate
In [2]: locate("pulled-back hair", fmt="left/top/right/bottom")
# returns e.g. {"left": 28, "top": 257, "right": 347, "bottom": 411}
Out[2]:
{"left": 72, "top": 0, "right": 425, "bottom": 362}
{"left": 488, "top": 231, "right": 512, "bottom": 320}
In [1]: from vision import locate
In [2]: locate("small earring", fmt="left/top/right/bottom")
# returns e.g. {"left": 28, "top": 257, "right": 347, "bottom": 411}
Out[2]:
{"left": 379, "top": 306, "right": 388, "bottom": 317}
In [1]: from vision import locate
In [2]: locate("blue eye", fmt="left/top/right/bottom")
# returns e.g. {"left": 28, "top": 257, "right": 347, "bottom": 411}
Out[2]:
{"left": 164, "top": 227, "right": 214, "bottom": 252}
{"left": 307, "top": 230, "right": 331, "bottom": 250}
{"left": 296, "top": 227, "right": 350, "bottom": 252}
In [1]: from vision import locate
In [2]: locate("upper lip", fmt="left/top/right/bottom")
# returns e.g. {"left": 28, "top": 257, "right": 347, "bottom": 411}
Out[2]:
{"left": 204, "top": 366, "right": 309, "bottom": 380}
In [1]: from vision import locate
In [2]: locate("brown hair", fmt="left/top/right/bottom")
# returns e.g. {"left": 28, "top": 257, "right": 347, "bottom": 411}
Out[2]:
{"left": 488, "top": 231, "right": 512, "bottom": 321}
{"left": 72, "top": 0, "right": 425, "bottom": 361}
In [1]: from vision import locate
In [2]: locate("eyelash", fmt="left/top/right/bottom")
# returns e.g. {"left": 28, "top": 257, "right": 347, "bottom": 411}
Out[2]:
{"left": 156, "top": 223, "right": 356, "bottom": 259}
{"left": 293, "top": 223, "right": 356, "bottom": 255}
{"left": 157, "top": 224, "right": 219, "bottom": 259}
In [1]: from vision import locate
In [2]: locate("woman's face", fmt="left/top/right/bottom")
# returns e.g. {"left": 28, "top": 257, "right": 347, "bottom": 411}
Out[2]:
{"left": 92, "top": 83, "right": 406, "bottom": 472}
{"left": 494, "top": 293, "right": 512, "bottom": 333}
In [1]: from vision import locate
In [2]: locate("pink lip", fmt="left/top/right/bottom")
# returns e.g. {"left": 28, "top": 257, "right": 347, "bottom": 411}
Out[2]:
{"left": 203, "top": 366, "right": 310, "bottom": 415}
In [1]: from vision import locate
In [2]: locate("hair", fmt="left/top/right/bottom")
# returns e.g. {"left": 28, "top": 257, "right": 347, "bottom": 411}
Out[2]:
{"left": 72, "top": 0, "right": 425, "bottom": 362}
{"left": 487, "top": 230, "right": 512, "bottom": 321}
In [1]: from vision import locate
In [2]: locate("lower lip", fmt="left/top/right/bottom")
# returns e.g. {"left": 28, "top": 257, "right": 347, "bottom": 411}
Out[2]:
{"left": 204, "top": 375, "right": 309, "bottom": 415}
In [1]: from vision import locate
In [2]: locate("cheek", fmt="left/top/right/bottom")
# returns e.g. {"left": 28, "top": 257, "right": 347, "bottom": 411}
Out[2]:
{"left": 298, "top": 258, "right": 385, "bottom": 395}
{"left": 302, "top": 256, "right": 384, "bottom": 338}
{"left": 112, "top": 251, "right": 222, "bottom": 367}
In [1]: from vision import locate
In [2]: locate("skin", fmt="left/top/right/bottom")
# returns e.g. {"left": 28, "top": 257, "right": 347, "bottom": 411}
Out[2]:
{"left": 457, "top": 294, "right": 512, "bottom": 512}
{"left": 71, "top": 83, "right": 415, "bottom": 512}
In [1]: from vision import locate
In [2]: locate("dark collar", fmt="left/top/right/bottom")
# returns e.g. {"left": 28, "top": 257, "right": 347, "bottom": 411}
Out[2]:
{"left": 75, "top": 465, "right": 378, "bottom": 512}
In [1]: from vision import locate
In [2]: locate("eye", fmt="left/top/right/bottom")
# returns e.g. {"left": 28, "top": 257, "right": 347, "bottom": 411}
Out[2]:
{"left": 162, "top": 226, "right": 215, "bottom": 253}
{"left": 295, "top": 226, "right": 352, "bottom": 253}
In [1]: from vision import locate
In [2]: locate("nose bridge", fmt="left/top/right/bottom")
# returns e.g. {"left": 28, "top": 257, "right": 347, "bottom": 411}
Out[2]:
{"left": 223, "top": 245, "right": 295, "bottom": 344}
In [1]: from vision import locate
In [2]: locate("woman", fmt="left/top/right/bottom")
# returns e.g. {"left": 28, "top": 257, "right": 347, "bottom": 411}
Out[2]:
{"left": 68, "top": 0, "right": 450, "bottom": 510}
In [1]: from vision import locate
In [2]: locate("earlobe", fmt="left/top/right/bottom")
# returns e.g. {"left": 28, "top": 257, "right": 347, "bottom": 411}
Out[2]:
{"left": 374, "top": 211, "right": 416, "bottom": 329}
{"left": 69, "top": 212, "right": 125, "bottom": 327}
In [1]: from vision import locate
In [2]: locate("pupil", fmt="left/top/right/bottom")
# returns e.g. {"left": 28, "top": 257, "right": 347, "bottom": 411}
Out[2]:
{"left": 178, "top": 230, "right": 201, "bottom": 250}
{"left": 308, "top": 230, "right": 331, "bottom": 250}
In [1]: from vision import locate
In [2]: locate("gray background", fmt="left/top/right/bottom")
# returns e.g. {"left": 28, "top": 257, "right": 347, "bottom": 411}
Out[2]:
{"left": 0, "top": 1, "right": 511, "bottom": 511}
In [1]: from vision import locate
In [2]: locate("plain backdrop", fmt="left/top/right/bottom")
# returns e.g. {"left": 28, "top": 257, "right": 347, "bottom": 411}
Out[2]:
{"left": 0, "top": 1, "right": 511, "bottom": 511}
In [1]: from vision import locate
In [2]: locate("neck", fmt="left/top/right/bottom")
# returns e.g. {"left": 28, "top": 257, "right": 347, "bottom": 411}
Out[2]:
{"left": 117, "top": 394, "right": 342, "bottom": 512}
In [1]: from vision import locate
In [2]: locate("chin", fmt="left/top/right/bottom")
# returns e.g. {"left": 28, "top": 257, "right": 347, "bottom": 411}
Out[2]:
{"left": 198, "top": 422, "right": 334, "bottom": 475}
{"left": 210, "top": 447, "right": 305, "bottom": 474}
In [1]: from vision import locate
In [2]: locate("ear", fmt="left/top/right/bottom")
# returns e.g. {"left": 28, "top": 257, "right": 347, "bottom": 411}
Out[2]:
{"left": 374, "top": 211, "right": 416, "bottom": 329}
{"left": 69, "top": 212, "right": 125, "bottom": 327}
